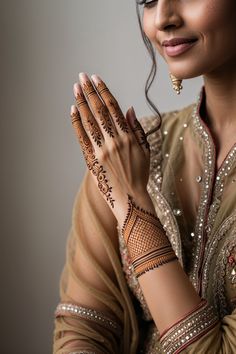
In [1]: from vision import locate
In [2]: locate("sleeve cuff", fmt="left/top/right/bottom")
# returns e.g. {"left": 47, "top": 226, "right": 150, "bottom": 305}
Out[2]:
{"left": 159, "top": 299, "right": 219, "bottom": 354}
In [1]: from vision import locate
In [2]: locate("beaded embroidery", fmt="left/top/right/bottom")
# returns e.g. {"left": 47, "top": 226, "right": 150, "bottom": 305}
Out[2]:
{"left": 213, "top": 235, "right": 236, "bottom": 318}
{"left": 69, "top": 352, "right": 96, "bottom": 354}
{"left": 160, "top": 300, "right": 219, "bottom": 354}
{"left": 55, "top": 303, "right": 121, "bottom": 337}
{"left": 189, "top": 91, "right": 216, "bottom": 293}
{"left": 190, "top": 89, "right": 236, "bottom": 297}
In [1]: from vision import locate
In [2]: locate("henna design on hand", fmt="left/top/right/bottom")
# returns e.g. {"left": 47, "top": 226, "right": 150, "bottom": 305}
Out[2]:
{"left": 132, "top": 119, "right": 150, "bottom": 151}
{"left": 92, "top": 163, "right": 115, "bottom": 208}
{"left": 75, "top": 90, "right": 103, "bottom": 148}
{"left": 84, "top": 113, "right": 103, "bottom": 148}
{"left": 121, "top": 194, "right": 177, "bottom": 277}
{"left": 81, "top": 80, "right": 115, "bottom": 138}
{"left": 71, "top": 110, "right": 115, "bottom": 208}
{"left": 96, "top": 81, "right": 129, "bottom": 133}
{"left": 96, "top": 104, "right": 115, "bottom": 138}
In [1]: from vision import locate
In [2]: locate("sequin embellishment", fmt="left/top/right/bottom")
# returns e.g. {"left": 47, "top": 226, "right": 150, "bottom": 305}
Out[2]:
{"left": 160, "top": 300, "right": 219, "bottom": 354}
{"left": 55, "top": 303, "right": 121, "bottom": 336}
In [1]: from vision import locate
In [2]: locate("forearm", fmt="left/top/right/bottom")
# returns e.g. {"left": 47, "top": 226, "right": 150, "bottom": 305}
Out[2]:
{"left": 118, "top": 193, "right": 215, "bottom": 336}
{"left": 138, "top": 258, "right": 201, "bottom": 334}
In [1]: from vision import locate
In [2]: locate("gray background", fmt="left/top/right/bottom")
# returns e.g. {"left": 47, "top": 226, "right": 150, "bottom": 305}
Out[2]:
{"left": 1, "top": 1, "right": 202, "bottom": 353}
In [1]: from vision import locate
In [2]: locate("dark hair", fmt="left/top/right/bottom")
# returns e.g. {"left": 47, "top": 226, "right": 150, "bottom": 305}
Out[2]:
{"left": 136, "top": 3, "right": 162, "bottom": 136}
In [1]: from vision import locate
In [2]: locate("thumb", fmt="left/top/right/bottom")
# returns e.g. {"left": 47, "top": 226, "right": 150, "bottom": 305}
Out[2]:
{"left": 126, "top": 106, "right": 150, "bottom": 154}
{"left": 126, "top": 106, "right": 137, "bottom": 128}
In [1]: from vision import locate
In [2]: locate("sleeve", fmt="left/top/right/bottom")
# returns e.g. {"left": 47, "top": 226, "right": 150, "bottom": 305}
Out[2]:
{"left": 52, "top": 171, "right": 139, "bottom": 354}
{"left": 159, "top": 302, "right": 236, "bottom": 353}
{"left": 158, "top": 235, "right": 236, "bottom": 353}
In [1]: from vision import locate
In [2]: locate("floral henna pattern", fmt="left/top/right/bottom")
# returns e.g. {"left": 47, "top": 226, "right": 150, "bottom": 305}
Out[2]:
{"left": 84, "top": 113, "right": 103, "bottom": 147}
{"left": 75, "top": 91, "right": 103, "bottom": 147}
{"left": 96, "top": 104, "right": 115, "bottom": 138}
{"left": 96, "top": 82, "right": 129, "bottom": 133}
{"left": 71, "top": 111, "right": 115, "bottom": 208}
{"left": 82, "top": 80, "right": 115, "bottom": 138}
{"left": 133, "top": 119, "right": 150, "bottom": 150}
{"left": 92, "top": 163, "right": 115, "bottom": 208}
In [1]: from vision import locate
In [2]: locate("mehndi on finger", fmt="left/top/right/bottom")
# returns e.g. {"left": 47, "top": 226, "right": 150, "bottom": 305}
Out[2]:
{"left": 92, "top": 75, "right": 129, "bottom": 134}
{"left": 70, "top": 105, "right": 115, "bottom": 208}
{"left": 132, "top": 119, "right": 150, "bottom": 151}
{"left": 74, "top": 83, "right": 103, "bottom": 148}
{"left": 79, "top": 73, "right": 115, "bottom": 138}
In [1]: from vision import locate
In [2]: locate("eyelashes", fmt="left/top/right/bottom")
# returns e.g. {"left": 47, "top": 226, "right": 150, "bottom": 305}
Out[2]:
{"left": 136, "top": 0, "right": 158, "bottom": 7}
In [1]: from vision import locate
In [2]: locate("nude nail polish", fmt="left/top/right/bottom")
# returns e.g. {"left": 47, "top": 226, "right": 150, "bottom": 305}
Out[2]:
{"left": 70, "top": 105, "right": 77, "bottom": 115}
{"left": 79, "top": 72, "right": 89, "bottom": 83}
{"left": 73, "top": 82, "right": 83, "bottom": 97}
{"left": 91, "top": 74, "right": 102, "bottom": 86}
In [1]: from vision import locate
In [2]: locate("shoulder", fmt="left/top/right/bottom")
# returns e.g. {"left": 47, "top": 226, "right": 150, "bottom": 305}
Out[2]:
{"left": 139, "top": 103, "right": 195, "bottom": 136}
{"left": 139, "top": 103, "right": 195, "bottom": 149}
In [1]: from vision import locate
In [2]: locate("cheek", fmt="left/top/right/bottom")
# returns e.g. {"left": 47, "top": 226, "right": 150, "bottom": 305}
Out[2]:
{"left": 143, "top": 10, "right": 163, "bottom": 54}
{"left": 143, "top": 11, "right": 156, "bottom": 43}
{"left": 185, "top": 0, "right": 236, "bottom": 38}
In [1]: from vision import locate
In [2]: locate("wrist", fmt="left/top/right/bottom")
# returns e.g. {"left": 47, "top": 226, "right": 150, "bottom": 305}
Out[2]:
{"left": 117, "top": 192, "right": 156, "bottom": 227}
{"left": 120, "top": 194, "right": 177, "bottom": 278}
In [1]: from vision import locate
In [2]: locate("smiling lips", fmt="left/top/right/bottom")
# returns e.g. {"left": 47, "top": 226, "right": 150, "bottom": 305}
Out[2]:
{"left": 162, "top": 37, "right": 198, "bottom": 57}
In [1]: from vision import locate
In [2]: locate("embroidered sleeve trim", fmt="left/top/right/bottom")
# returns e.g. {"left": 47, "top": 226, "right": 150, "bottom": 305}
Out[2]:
{"left": 159, "top": 299, "right": 219, "bottom": 354}
{"left": 55, "top": 302, "right": 122, "bottom": 337}
{"left": 69, "top": 352, "right": 97, "bottom": 354}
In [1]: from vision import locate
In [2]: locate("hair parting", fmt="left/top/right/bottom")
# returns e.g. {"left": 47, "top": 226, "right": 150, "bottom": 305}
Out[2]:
{"left": 135, "top": 3, "right": 162, "bottom": 136}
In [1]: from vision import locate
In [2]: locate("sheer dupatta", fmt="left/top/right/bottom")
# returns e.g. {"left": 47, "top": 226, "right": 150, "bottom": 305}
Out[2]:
{"left": 53, "top": 172, "right": 139, "bottom": 353}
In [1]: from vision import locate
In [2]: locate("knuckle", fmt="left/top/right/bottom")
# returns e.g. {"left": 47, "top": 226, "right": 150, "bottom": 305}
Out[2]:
{"left": 109, "top": 139, "right": 120, "bottom": 152}
{"left": 97, "top": 104, "right": 109, "bottom": 117}
{"left": 122, "top": 133, "right": 133, "bottom": 146}
{"left": 108, "top": 97, "right": 118, "bottom": 108}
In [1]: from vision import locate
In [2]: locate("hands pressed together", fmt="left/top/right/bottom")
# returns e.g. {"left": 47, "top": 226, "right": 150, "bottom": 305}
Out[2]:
{"left": 66, "top": 73, "right": 215, "bottom": 347}
{"left": 70, "top": 72, "right": 152, "bottom": 226}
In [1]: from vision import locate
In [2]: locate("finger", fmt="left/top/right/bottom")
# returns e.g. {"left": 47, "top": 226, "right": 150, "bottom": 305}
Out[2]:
{"left": 78, "top": 73, "right": 117, "bottom": 139}
{"left": 70, "top": 105, "right": 99, "bottom": 172}
{"left": 126, "top": 107, "right": 150, "bottom": 156}
{"left": 70, "top": 105, "right": 115, "bottom": 209}
{"left": 73, "top": 83, "right": 104, "bottom": 148}
{"left": 91, "top": 74, "right": 130, "bottom": 135}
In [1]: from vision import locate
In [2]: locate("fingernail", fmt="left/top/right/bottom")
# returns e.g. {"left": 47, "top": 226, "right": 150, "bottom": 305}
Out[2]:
{"left": 70, "top": 105, "right": 77, "bottom": 115}
{"left": 128, "top": 106, "right": 135, "bottom": 127}
{"left": 91, "top": 74, "right": 102, "bottom": 86}
{"left": 73, "top": 82, "right": 83, "bottom": 97}
{"left": 79, "top": 72, "right": 89, "bottom": 83}
{"left": 130, "top": 106, "right": 136, "bottom": 119}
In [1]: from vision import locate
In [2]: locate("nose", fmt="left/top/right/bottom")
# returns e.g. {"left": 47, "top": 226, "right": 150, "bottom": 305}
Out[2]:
{"left": 154, "top": 0, "right": 182, "bottom": 31}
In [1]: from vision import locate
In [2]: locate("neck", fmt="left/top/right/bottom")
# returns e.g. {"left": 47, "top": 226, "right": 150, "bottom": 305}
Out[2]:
{"left": 203, "top": 59, "right": 236, "bottom": 131}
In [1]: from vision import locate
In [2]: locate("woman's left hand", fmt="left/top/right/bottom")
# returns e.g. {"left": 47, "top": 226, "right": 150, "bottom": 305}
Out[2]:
{"left": 70, "top": 73, "right": 152, "bottom": 225}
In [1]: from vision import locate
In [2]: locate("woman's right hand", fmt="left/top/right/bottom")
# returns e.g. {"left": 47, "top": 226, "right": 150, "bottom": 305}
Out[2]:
{"left": 70, "top": 73, "right": 151, "bottom": 225}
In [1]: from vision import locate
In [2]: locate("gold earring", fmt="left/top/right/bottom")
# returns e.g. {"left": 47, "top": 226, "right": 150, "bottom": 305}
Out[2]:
{"left": 169, "top": 73, "right": 183, "bottom": 95}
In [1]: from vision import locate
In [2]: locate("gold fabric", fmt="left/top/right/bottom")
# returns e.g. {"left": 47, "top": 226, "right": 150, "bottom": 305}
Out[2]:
{"left": 53, "top": 87, "right": 236, "bottom": 353}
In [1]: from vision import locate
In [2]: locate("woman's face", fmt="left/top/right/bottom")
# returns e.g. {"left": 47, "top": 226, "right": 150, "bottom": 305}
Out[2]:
{"left": 142, "top": 0, "right": 236, "bottom": 79}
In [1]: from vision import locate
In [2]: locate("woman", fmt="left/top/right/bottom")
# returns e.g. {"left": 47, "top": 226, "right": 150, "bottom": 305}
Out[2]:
{"left": 53, "top": 1, "right": 236, "bottom": 353}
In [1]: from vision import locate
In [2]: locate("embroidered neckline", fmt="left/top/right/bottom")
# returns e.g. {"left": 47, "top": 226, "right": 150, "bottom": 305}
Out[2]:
{"left": 190, "top": 87, "right": 236, "bottom": 296}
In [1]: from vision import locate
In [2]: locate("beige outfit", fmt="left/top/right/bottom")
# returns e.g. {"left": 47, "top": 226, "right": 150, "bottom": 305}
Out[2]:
{"left": 53, "top": 87, "right": 236, "bottom": 353}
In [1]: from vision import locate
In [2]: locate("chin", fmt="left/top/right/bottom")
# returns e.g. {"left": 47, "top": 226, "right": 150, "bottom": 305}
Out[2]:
{"left": 166, "top": 60, "right": 206, "bottom": 80}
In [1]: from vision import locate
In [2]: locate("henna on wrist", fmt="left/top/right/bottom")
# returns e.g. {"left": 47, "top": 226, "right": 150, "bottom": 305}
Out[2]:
{"left": 121, "top": 194, "right": 178, "bottom": 277}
